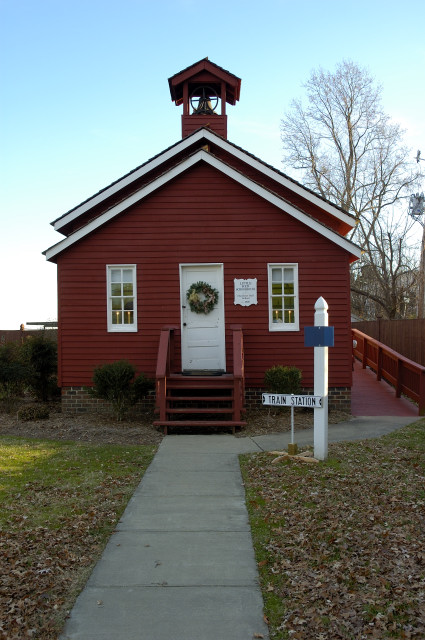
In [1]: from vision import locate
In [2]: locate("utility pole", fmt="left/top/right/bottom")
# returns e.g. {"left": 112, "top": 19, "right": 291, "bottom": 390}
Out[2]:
{"left": 408, "top": 192, "right": 425, "bottom": 317}
{"left": 409, "top": 150, "right": 425, "bottom": 317}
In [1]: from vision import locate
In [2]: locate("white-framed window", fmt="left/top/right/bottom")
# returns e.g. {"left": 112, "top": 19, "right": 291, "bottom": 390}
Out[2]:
{"left": 268, "top": 264, "right": 299, "bottom": 331}
{"left": 106, "top": 265, "right": 137, "bottom": 332}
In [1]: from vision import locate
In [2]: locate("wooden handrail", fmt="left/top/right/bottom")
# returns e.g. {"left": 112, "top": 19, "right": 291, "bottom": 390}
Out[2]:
{"left": 155, "top": 326, "right": 178, "bottom": 418}
{"left": 155, "top": 325, "right": 246, "bottom": 423}
{"left": 232, "top": 325, "right": 244, "bottom": 379}
{"left": 352, "top": 328, "right": 425, "bottom": 416}
{"left": 156, "top": 329, "right": 171, "bottom": 379}
{"left": 231, "top": 326, "right": 245, "bottom": 421}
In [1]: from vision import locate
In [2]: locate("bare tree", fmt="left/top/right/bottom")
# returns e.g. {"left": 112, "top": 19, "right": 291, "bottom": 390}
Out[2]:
{"left": 350, "top": 211, "right": 419, "bottom": 319}
{"left": 281, "top": 61, "right": 422, "bottom": 318}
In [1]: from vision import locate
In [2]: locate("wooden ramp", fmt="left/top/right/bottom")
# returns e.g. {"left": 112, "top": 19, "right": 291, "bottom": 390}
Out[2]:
{"left": 351, "top": 360, "right": 418, "bottom": 417}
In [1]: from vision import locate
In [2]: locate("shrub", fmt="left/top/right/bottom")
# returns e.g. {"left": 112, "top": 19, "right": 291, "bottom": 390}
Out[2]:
{"left": 264, "top": 365, "right": 302, "bottom": 395}
{"left": 21, "top": 335, "right": 58, "bottom": 402}
{"left": 89, "top": 360, "right": 153, "bottom": 421}
{"left": 0, "top": 343, "right": 32, "bottom": 412}
{"left": 17, "top": 405, "right": 50, "bottom": 421}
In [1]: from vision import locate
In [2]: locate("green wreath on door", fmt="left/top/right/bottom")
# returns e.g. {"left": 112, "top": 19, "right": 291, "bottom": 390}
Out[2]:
{"left": 186, "top": 281, "right": 219, "bottom": 314}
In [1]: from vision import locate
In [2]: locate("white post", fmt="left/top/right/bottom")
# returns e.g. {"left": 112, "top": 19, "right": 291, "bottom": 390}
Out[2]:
{"left": 314, "top": 297, "right": 329, "bottom": 460}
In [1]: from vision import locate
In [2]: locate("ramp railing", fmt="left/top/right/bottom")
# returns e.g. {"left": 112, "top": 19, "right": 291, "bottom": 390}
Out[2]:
{"left": 352, "top": 328, "right": 425, "bottom": 416}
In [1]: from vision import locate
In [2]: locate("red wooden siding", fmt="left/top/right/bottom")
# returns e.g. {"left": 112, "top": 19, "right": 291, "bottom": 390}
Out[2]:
{"left": 56, "top": 161, "right": 352, "bottom": 390}
{"left": 211, "top": 143, "right": 353, "bottom": 236}
{"left": 182, "top": 115, "right": 227, "bottom": 138}
{"left": 55, "top": 146, "right": 193, "bottom": 236}
{"left": 55, "top": 136, "right": 353, "bottom": 239}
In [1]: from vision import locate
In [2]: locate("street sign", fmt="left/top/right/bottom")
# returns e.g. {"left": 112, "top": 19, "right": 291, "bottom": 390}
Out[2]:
{"left": 304, "top": 325, "right": 334, "bottom": 347}
{"left": 262, "top": 394, "right": 322, "bottom": 408}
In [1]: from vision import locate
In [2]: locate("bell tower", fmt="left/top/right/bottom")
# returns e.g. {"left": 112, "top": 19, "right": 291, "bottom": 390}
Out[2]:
{"left": 168, "top": 58, "right": 241, "bottom": 139}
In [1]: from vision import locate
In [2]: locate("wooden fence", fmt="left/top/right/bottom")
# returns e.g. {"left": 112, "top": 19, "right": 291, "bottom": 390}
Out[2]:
{"left": 0, "top": 329, "right": 58, "bottom": 344}
{"left": 352, "top": 328, "right": 425, "bottom": 416}
{"left": 352, "top": 319, "right": 425, "bottom": 367}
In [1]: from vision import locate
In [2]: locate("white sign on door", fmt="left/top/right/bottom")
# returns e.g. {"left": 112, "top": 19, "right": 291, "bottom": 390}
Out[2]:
{"left": 234, "top": 278, "right": 257, "bottom": 306}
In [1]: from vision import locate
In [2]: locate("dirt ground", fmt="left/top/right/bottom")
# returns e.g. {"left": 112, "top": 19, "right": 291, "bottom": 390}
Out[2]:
{"left": 0, "top": 402, "right": 351, "bottom": 445}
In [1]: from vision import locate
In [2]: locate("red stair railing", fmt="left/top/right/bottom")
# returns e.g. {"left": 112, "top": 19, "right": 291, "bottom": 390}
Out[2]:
{"left": 155, "top": 325, "right": 246, "bottom": 424}
{"left": 155, "top": 326, "right": 178, "bottom": 423}
{"left": 231, "top": 325, "right": 245, "bottom": 421}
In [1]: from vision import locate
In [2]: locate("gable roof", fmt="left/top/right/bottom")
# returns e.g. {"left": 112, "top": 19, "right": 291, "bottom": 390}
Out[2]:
{"left": 50, "top": 128, "right": 355, "bottom": 236}
{"left": 44, "top": 138, "right": 361, "bottom": 262}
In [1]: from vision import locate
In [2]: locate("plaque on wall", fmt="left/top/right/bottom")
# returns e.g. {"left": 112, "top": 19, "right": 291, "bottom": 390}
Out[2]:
{"left": 234, "top": 279, "right": 258, "bottom": 306}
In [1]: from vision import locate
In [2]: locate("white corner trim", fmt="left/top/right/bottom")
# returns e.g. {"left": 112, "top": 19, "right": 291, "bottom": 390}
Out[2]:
{"left": 44, "top": 150, "right": 361, "bottom": 261}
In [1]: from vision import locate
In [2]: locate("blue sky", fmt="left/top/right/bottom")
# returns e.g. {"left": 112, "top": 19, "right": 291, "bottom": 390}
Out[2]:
{"left": 1, "top": 0, "right": 424, "bottom": 329}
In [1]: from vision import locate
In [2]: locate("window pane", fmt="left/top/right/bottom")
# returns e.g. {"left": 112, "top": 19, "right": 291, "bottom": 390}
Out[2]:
{"left": 111, "top": 283, "right": 121, "bottom": 296}
{"left": 272, "top": 268, "right": 282, "bottom": 283}
{"left": 284, "top": 310, "right": 295, "bottom": 323}
{"left": 272, "top": 283, "right": 282, "bottom": 295}
{"left": 284, "top": 283, "right": 294, "bottom": 294}
{"left": 111, "top": 269, "right": 121, "bottom": 283}
{"left": 123, "top": 283, "right": 133, "bottom": 296}
{"left": 272, "top": 298, "right": 282, "bottom": 310}
{"left": 124, "top": 311, "right": 134, "bottom": 325}
{"left": 124, "top": 298, "right": 133, "bottom": 310}
{"left": 284, "top": 268, "right": 294, "bottom": 283}
{"left": 112, "top": 311, "right": 122, "bottom": 324}
{"left": 273, "top": 310, "right": 283, "bottom": 323}
{"left": 123, "top": 269, "right": 133, "bottom": 283}
{"left": 112, "top": 298, "right": 122, "bottom": 310}
{"left": 285, "top": 296, "right": 294, "bottom": 310}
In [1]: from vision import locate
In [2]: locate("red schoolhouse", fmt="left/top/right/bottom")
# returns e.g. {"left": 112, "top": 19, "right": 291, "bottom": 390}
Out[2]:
{"left": 44, "top": 58, "right": 360, "bottom": 431}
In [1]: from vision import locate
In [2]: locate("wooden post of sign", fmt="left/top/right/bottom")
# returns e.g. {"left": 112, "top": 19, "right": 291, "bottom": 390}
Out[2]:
{"left": 287, "top": 404, "right": 298, "bottom": 455}
{"left": 314, "top": 297, "right": 329, "bottom": 460}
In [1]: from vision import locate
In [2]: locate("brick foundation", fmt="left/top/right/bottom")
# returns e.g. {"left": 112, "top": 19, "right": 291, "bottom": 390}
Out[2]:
{"left": 61, "top": 387, "right": 155, "bottom": 415}
{"left": 327, "top": 387, "right": 352, "bottom": 413}
{"left": 62, "top": 385, "right": 351, "bottom": 415}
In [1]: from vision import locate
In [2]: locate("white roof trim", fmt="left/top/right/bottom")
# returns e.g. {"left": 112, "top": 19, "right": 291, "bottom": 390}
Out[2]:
{"left": 45, "top": 150, "right": 361, "bottom": 261}
{"left": 202, "top": 130, "right": 355, "bottom": 228}
{"left": 52, "top": 132, "right": 207, "bottom": 232}
{"left": 53, "top": 129, "right": 354, "bottom": 233}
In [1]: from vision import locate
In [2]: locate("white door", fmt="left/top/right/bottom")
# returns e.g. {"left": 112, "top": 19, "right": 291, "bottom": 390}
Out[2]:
{"left": 180, "top": 264, "right": 226, "bottom": 372}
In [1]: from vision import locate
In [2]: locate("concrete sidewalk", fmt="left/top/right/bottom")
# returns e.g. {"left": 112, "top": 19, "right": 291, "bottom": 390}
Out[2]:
{"left": 59, "top": 415, "right": 418, "bottom": 640}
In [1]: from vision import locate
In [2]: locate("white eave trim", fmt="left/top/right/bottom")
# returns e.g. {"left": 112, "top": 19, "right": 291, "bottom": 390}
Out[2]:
{"left": 53, "top": 129, "right": 354, "bottom": 233}
{"left": 202, "top": 130, "right": 355, "bottom": 228}
{"left": 44, "top": 150, "right": 361, "bottom": 261}
{"left": 52, "top": 132, "right": 207, "bottom": 232}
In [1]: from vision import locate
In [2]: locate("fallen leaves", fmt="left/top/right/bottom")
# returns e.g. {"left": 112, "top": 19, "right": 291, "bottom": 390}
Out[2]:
{"left": 0, "top": 438, "right": 156, "bottom": 639}
{"left": 241, "top": 422, "right": 425, "bottom": 639}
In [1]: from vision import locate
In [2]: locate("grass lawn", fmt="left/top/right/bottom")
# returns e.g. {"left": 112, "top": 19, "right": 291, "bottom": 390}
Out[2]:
{"left": 0, "top": 436, "right": 156, "bottom": 640}
{"left": 240, "top": 419, "right": 425, "bottom": 639}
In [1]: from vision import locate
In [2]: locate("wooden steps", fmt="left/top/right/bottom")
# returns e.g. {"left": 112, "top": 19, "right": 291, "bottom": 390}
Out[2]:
{"left": 155, "top": 326, "right": 246, "bottom": 435}
{"left": 154, "top": 373, "right": 246, "bottom": 435}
